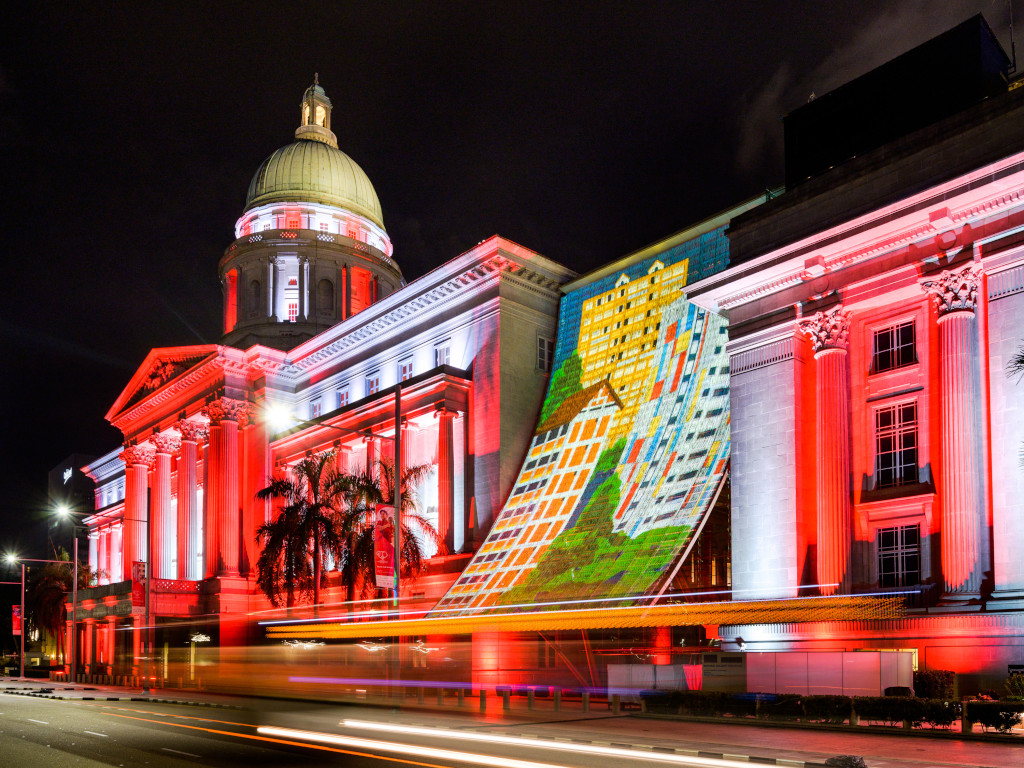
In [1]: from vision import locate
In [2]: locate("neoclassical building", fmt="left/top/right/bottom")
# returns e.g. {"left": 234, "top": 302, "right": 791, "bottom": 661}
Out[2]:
{"left": 689, "top": 17, "right": 1024, "bottom": 688}
{"left": 72, "top": 82, "right": 574, "bottom": 677}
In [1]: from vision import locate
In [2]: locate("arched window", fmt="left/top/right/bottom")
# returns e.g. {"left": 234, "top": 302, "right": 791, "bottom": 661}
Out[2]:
{"left": 302, "top": 103, "right": 310, "bottom": 125}
{"left": 317, "top": 278, "right": 334, "bottom": 316}
{"left": 315, "top": 105, "right": 326, "bottom": 127}
{"left": 249, "top": 279, "right": 261, "bottom": 317}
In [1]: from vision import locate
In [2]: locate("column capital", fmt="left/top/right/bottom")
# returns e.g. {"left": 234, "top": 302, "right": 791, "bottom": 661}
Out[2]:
{"left": 174, "top": 419, "right": 208, "bottom": 444}
{"left": 202, "top": 397, "right": 254, "bottom": 427}
{"left": 152, "top": 432, "right": 180, "bottom": 456}
{"left": 434, "top": 403, "right": 458, "bottom": 419}
{"left": 799, "top": 307, "right": 850, "bottom": 353}
{"left": 921, "top": 263, "right": 983, "bottom": 316}
{"left": 120, "top": 444, "right": 155, "bottom": 468}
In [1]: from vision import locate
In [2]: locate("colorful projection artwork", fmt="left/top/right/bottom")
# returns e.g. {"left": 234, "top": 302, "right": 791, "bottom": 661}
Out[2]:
{"left": 435, "top": 227, "right": 732, "bottom": 615}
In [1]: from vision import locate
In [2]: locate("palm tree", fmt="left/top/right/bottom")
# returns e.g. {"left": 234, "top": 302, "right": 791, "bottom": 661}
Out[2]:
{"left": 330, "top": 458, "right": 446, "bottom": 605}
{"left": 1008, "top": 346, "right": 1024, "bottom": 466}
{"left": 255, "top": 451, "right": 344, "bottom": 609}
{"left": 25, "top": 547, "right": 90, "bottom": 666}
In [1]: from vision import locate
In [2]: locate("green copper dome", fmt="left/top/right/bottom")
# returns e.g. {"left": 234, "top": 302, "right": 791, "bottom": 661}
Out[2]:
{"left": 244, "top": 139, "right": 385, "bottom": 229}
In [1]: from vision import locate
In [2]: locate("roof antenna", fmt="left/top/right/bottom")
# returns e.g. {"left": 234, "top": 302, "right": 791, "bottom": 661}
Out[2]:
{"left": 1010, "top": 0, "right": 1018, "bottom": 74}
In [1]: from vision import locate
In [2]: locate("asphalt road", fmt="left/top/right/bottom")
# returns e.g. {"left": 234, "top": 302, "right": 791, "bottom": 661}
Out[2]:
{"left": 3, "top": 686, "right": 1024, "bottom": 768}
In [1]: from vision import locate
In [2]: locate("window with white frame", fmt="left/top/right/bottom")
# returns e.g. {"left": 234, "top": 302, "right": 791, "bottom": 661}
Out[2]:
{"left": 877, "top": 524, "right": 920, "bottom": 587}
{"left": 875, "top": 401, "right": 918, "bottom": 488}
{"left": 872, "top": 320, "right": 916, "bottom": 373}
{"left": 337, "top": 388, "right": 349, "bottom": 408}
{"left": 319, "top": 222, "right": 328, "bottom": 232}
{"left": 434, "top": 341, "right": 451, "bottom": 367}
{"left": 366, "top": 371, "right": 381, "bottom": 396}
{"left": 310, "top": 398, "right": 322, "bottom": 419}
{"left": 537, "top": 336, "right": 555, "bottom": 373}
{"left": 399, "top": 357, "right": 414, "bottom": 382}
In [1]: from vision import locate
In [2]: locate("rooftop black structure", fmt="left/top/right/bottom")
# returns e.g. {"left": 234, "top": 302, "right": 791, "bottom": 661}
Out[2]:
{"left": 784, "top": 14, "right": 1010, "bottom": 188}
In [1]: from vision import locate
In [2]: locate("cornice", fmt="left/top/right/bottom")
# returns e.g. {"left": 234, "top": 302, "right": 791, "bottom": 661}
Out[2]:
{"left": 285, "top": 245, "right": 571, "bottom": 377}
{"left": 690, "top": 152, "right": 1024, "bottom": 313}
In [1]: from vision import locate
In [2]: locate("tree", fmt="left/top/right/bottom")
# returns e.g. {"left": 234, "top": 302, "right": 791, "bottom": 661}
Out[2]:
{"left": 1007, "top": 346, "right": 1024, "bottom": 466}
{"left": 255, "top": 451, "right": 344, "bottom": 609}
{"left": 25, "top": 547, "right": 90, "bottom": 665}
{"left": 330, "top": 457, "right": 446, "bottom": 605}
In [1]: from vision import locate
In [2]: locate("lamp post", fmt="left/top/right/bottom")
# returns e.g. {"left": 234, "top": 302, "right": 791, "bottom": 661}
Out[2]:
{"left": 4, "top": 553, "right": 78, "bottom": 680}
{"left": 55, "top": 504, "right": 80, "bottom": 683}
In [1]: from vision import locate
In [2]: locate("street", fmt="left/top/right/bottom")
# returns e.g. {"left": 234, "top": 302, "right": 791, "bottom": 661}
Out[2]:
{"left": 3, "top": 682, "right": 1024, "bottom": 768}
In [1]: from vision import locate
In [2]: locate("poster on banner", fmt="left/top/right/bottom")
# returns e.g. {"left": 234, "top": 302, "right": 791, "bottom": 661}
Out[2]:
{"left": 131, "top": 561, "right": 146, "bottom": 608}
{"left": 12, "top": 606, "right": 21, "bottom": 636}
{"left": 374, "top": 504, "right": 395, "bottom": 590}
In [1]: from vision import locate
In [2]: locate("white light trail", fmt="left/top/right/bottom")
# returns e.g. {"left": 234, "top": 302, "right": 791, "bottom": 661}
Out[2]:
{"left": 257, "top": 726, "right": 572, "bottom": 768}
{"left": 338, "top": 719, "right": 775, "bottom": 768}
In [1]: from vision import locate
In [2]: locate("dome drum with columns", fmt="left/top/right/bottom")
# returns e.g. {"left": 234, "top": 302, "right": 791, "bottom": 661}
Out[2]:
{"left": 220, "top": 79, "right": 403, "bottom": 351}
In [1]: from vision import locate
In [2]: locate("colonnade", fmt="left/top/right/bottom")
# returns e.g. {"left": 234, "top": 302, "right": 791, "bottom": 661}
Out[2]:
{"left": 797, "top": 263, "right": 988, "bottom": 599}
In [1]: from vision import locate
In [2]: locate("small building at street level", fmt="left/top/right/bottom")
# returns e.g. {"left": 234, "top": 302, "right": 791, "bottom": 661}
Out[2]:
{"left": 72, "top": 81, "right": 575, "bottom": 675}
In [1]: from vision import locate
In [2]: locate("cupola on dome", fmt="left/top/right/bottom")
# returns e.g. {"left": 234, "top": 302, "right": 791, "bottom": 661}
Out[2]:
{"left": 244, "top": 78, "right": 385, "bottom": 230}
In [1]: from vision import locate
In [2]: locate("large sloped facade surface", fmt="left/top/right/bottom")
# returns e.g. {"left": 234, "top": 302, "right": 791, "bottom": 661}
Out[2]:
{"left": 435, "top": 224, "right": 735, "bottom": 614}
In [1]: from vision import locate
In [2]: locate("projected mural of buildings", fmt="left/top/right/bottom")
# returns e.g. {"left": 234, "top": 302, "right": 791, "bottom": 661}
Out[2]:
{"left": 435, "top": 200, "right": 761, "bottom": 614}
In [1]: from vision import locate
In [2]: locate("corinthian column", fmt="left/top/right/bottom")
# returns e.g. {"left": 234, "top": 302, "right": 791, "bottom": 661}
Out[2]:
{"left": 175, "top": 420, "right": 207, "bottom": 580}
{"left": 202, "top": 398, "right": 251, "bottom": 577}
{"left": 922, "top": 264, "right": 987, "bottom": 596}
{"left": 436, "top": 405, "right": 456, "bottom": 554}
{"left": 800, "top": 308, "right": 852, "bottom": 595}
{"left": 152, "top": 433, "right": 180, "bottom": 580}
{"left": 119, "top": 444, "right": 154, "bottom": 583}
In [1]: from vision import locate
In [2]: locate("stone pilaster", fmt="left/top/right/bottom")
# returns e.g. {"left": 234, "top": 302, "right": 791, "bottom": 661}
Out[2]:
{"left": 152, "top": 432, "right": 180, "bottom": 580}
{"left": 800, "top": 307, "right": 852, "bottom": 595}
{"left": 436, "top": 405, "right": 456, "bottom": 554}
{"left": 922, "top": 264, "right": 988, "bottom": 596}
{"left": 119, "top": 444, "right": 154, "bottom": 583}
{"left": 202, "top": 398, "right": 251, "bottom": 577}
{"left": 175, "top": 420, "right": 207, "bottom": 580}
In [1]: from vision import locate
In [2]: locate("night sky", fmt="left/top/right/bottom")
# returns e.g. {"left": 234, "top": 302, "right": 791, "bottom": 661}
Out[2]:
{"left": 0, "top": 1, "right": 1013, "bottom": 555}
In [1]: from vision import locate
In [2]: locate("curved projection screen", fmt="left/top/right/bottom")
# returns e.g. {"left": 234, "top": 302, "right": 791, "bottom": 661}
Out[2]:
{"left": 434, "top": 225, "right": 732, "bottom": 615}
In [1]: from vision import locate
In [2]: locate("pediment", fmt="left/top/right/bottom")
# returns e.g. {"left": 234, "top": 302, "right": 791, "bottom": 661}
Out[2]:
{"left": 108, "top": 345, "right": 219, "bottom": 420}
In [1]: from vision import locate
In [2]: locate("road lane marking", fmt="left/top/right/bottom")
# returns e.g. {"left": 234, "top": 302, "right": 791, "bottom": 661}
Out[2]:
{"left": 84, "top": 731, "right": 108, "bottom": 737}
{"left": 83, "top": 703, "right": 254, "bottom": 728}
{"left": 162, "top": 747, "right": 201, "bottom": 758}
{"left": 27, "top": 718, "right": 49, "bottom": 725}
{"left": 259, "top": 726, "right": 574, "bottom": 768}
{"left": 101, "top": 712, "right": 451, "bottom": 768}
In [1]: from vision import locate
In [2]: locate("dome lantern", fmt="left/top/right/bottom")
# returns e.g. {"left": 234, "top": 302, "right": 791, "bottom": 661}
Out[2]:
{"left": 295, "top": 73, "right": 338, "bottom": 149}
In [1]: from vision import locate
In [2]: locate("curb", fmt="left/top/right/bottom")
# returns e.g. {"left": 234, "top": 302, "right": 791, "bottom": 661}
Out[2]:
{"left": 2, "top": 688, "right": 241, "bottom": 709}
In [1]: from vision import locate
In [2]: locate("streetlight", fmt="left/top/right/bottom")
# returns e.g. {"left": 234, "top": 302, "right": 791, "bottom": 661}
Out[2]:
{"left": 4, "top": 552, "right": 77, "bottom": 681}
{"left": 54, "top": 504, "right": 80, "bottom": 683}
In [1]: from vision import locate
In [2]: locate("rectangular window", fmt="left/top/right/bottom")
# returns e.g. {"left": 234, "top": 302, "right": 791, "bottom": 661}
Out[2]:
{"left": 877, "top": 524, "right": 920, "bottom": 587}
{"left": 366, "top": 372, "right": 380, "bottom": 396}
{"left": 319, "top": 222, "right": 328, "bottom": 232}
{"left": 287, "top": 300, "right": 298, "bottom": 322}
{"left": 286, "top": 216, "right": 300, "bottom": 229}
{"left": 310, "top": 398, "right": 322, "bottom": 419}
{"left": 434, "top": 342, "right": 451, "bottom": 367}
{"left": 875, "top": 401, "right": 918, "bottom": 487}
{"left": 399, "top": 358, "right": 414, "bottom": 382}
{"left": 537, "top": 336, "right": 555, "bottom": 373}
{"left": 872, "top": 320, "right": 916, "bottom": 373}
{"left": 337, "top": 389, "right": 349, "bottom": 408}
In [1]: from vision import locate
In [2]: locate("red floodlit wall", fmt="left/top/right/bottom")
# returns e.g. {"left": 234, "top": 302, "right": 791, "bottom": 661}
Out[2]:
{"left": 224, "top": 269, "right": 238, "bottom": 333}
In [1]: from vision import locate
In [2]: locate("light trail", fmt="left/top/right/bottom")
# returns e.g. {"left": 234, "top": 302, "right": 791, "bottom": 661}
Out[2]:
{"left": 337, "top": 719, "right": 780, "bottom": 768}
{"left": 259, "top": 725, "right": 575, "bottom": 768}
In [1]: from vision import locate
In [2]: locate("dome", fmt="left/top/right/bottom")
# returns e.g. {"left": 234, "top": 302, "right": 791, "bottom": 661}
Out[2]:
{"left": 244, "top": 139, "right": 386, "bottom": 230}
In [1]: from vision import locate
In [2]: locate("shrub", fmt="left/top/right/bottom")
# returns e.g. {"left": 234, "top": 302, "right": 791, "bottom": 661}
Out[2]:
{"left": 761, "top": 693, "right": 803, "bottom": 719}
{"left": 802, "top": 695, "right": 851, "bottom": 723}
{"left": 1006, "top": 671, "right": 1024, "bottom": 698}
{"left": 921, "top": 698, "right": 959, "bottom": 729}
{"left": 968, "top": 701, "right": 1024, "bottom": 733}
{"left": 852, "top": 696, "right": 904, "bottom": 726}
{"left": 914, "top": 669, "right": 955, "bottom": 699}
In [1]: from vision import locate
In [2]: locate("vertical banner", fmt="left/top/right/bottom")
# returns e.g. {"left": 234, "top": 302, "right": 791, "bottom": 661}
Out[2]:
{"left": 131, "top": 560, "right": 146, "bottom": 608}
{"left": 374, "top": 505, "right": 395, "bottom": 590}
{"left": 12, "top": 606, "right": 21, "bottom": 636}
